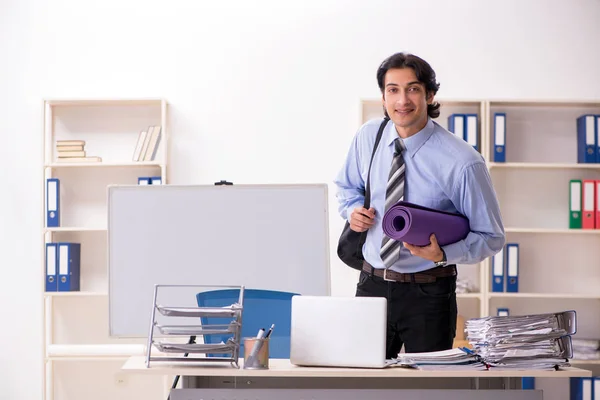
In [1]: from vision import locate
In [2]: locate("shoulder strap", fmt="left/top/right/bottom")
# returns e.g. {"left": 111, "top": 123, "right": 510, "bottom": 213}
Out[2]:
{"left": 364, "top": 117, "right": 390, "bottom": 209}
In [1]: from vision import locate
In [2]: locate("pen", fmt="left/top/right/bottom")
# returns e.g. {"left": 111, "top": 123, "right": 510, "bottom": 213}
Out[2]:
{"left": 264, "top": 324, "right": 275, "bottom": 339}
{"left": 460, "top": 347, "right": 490, "bottom": 370}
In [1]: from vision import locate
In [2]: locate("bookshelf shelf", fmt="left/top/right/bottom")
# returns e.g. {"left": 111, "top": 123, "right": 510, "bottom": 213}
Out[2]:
{"left": 42, "top": 98, "right": 168, "bottom": 400}
{"left": 456, "top": 293, "right": 482, "bottom": 299}
{"left": 46, "top": 356, "right": 133, "bottom": 361}
{"left": 45, "top": 98, "right": 164, "bottom": 107}
{"left": 484, "top": 99, "right": 600, "bottom": 108}
{"left": 46, "top": 344, "right": 146, "bottom": 358}
{"left": 45, "top": 227, "right": 107, "bottom": 232}
{"left": 489, "top": 293, "right": 600, "bottom": 300}
{"left": 44, "top": 291, "right": 107, "bottom": 297}
{"left": 505, "top": 228, "right": 600, "bottom": 235}
{"left": 46, "top": 161, "right": 164, "bottom": 168}
{"left": 489, "top": 162, "right": 600, "bottom": 170}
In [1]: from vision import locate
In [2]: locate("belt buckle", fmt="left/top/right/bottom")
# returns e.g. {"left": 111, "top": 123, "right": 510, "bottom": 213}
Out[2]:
{"left": 383, "top": 269, "right": 395, "bottom": 282}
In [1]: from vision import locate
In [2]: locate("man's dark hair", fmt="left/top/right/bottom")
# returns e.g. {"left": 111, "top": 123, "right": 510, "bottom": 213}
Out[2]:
{"left": 376, "top": 52, "right": 441, "bottom": 119}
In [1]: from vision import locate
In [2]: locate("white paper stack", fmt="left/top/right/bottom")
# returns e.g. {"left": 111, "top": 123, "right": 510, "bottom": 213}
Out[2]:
{"left": 392, "top": 348, "right": 486, "bottom": 370}
{"left": 572, "top": 338, "right": 600, "bottom": 361}
{"left": 465, "top": 310, "right": 576, "bottom": 370}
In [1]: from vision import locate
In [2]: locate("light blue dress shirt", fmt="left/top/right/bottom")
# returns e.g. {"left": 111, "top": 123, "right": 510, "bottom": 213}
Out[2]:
{"left": 334, "top": 118, "right": 505, "bottom": 273}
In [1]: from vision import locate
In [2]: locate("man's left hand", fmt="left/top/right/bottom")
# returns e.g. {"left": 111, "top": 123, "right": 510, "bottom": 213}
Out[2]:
{"left": 403, "top": 234, "right": 444, "bottom": 263}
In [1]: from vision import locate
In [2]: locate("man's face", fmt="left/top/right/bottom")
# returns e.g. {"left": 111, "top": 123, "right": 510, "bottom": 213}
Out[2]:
{"left": 382, "top": 67, "right": 432, "bottom": 136}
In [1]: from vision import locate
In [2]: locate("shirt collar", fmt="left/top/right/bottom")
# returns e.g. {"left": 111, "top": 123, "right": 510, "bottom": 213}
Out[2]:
{"left": 384, "top": 118, "right": 435, "bottom": 158}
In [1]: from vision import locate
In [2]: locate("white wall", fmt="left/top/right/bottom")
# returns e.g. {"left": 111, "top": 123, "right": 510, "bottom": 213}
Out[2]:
{"left": 1, "top": 0, "right": 599, "bottom": 398}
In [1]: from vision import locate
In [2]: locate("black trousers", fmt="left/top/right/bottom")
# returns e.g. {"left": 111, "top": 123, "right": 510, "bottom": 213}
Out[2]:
{"left": 355, "top": 270, "right": 458, "bottom": 359}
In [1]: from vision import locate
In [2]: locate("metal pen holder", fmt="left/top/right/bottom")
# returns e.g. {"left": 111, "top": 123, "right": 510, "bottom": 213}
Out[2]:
{"left": 243, "top": 337, "right": 269, "bottom": 369}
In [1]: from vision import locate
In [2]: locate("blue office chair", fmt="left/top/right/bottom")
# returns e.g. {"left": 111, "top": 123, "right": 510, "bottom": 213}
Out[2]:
{"left": 196, "top": 289, "right": 298, "bottom": 359}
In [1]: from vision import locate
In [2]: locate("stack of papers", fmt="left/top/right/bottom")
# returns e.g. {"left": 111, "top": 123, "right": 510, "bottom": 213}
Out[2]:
{"left": 572, "top": 338, "right": 600, "bottom": 361}
{"left": 396, "top": 349, "right": 485, "bottom": 370}
{"left": 392, "top": 348, "right": 487, "bottom": 370}
{"left": 465, "top": 310, "right": 576, "bottom": 370}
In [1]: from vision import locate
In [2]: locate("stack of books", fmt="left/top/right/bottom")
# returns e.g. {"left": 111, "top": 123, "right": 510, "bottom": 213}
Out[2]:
{"left": 465, "top": 310, "right": 576, "bottom": 370}
{"left": 56, "top": 140, "right": 102, "bottom": 163}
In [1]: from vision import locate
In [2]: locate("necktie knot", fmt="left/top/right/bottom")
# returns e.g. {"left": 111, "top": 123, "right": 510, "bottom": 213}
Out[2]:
{"left": 394, "top": 138, "right": 403, "bottom": 156}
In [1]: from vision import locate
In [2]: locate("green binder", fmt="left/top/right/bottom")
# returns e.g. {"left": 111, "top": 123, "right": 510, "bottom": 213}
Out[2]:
{"left": 569, "top": 179, "right": 582, "bottom": 229}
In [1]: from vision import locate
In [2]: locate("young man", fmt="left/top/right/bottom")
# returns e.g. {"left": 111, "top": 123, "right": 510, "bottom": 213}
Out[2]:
{"left": 334, "top": 52, "right": 505, "bottom": 358}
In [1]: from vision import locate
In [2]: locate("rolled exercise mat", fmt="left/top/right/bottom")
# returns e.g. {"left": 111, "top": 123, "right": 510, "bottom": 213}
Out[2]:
{"left": 382, "top": 201, "right": 470, "bottom": 246}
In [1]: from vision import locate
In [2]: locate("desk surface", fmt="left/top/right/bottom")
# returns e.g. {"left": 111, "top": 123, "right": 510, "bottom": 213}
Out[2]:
{"left": 122, "top": 357, "right": 592, "bottom": 378}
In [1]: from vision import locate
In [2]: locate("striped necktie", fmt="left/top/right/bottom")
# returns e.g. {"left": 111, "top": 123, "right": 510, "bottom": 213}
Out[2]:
{"left": 380, "top": 138, "right": 405, "bottom": 268}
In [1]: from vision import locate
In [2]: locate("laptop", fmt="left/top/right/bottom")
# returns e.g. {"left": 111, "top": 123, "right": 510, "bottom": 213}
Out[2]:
{"left": 290, "top": 295, "right": 388, "bottom": 368}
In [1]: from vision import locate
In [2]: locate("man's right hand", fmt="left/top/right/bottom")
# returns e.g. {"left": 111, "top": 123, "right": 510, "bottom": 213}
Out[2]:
{"left": 349, "top": 207, "right": 376, "bottom": 232}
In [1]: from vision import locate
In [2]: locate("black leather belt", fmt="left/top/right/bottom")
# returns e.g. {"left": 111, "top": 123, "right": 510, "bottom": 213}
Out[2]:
{"left": 362, "top": 261, "right": 457, "bottom": 284}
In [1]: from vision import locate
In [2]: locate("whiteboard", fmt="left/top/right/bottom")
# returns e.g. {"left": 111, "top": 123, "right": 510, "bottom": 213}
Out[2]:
{"left": 108, "top": 184, "right": 331, "bottom": 337}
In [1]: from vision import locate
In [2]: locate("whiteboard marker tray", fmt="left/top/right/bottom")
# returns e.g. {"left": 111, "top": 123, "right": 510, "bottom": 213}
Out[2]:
{"left": 155, "top": 323, "right": 239, "bottom": 336}
{"left": 153, "top": 341, "right": 236, "bottom": 354}
{"left": 156, "top": 305, "right": 242, "bottom": 318}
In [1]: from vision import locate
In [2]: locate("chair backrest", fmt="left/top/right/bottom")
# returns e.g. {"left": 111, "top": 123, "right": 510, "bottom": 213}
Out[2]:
{"left": 196, "top": 289, "right": 298, "bottom": 358}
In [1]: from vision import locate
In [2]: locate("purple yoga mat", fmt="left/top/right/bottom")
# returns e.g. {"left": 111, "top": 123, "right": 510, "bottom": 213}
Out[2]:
{"left": 382, "top": 201, "right": 470, "bottom": 247}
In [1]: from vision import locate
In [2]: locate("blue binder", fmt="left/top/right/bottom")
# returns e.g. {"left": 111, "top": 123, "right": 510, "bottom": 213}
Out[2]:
{"left": 577, "top": 115, "right": 597, "bottom": 163}
{"left": 493, "top": 113, "right": 506, "bottom": 162}
{"left": 570, "top": 377, "right": 593, "bottom": 400}
{"left": 497, "top": 308, "right": 509, "bottom": 317}
{"left": 46, "top": 178, "right": 60, "bottom": 227}
{"left": 448, "top": 114, "right": 465, "bottom": 138}
{"left": 506, "top": 243, "right": 519, "bottom": 293}
{"left": 150, "top": 176, "right": 162, "bottom": 185}
{"left": 492, "top": 247, "right": 505, "bottom": 292}
{"left": 57, "top": 243, "right": 81, "bottom": 292}
{"left": 464, "top": 113, "right": 479, "bottom": 151}
{"left": 596, "top": 115, "right": 600, "bottom": 163}
{"left": 522, "top": 377, "right": 535, "bottom": 389}
{"left": 45, "top": 243, "right": 58, "bottom": 292}
{"left": 138, "top": 177, "right": 151, "bottom": 185}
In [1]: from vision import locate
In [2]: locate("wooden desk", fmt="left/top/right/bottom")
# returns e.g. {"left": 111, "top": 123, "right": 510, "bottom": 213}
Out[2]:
{"left": 122, "top": 357, "right": 591, "bottom": 399}
{"left": 123, "top": 356, "right": 590, "bottom": 378}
